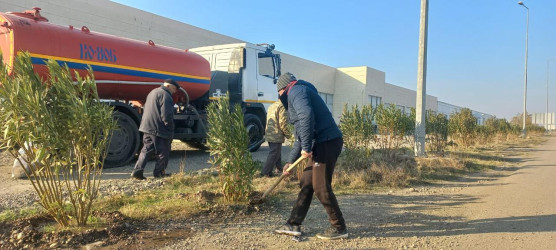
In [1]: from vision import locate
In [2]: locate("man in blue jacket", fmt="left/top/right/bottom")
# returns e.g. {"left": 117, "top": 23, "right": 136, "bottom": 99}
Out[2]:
{"left": 131, "top": 79, "right": 178, "bottom": 180}
{"left": 274, "top": 72, "right": 348, "bottom": 240}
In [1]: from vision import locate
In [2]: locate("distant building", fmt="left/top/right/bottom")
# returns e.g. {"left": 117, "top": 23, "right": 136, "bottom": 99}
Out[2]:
{"left": 532, "top": 113, "right": 555, "bottom": 130}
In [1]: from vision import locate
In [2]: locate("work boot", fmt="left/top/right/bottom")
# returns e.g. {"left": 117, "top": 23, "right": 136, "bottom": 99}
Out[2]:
{"left": 131, "top": 170, "right": 146, "bottom": 180}
{"left": 274, "top": 223, "right": 301, "bottom": 236}
{"left": 316, "top": 227, "right": 348, "bottom": 240}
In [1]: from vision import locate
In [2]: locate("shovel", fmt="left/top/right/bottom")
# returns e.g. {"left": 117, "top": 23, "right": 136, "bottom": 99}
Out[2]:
{"left": 250, "top": 156, "right": 307, "bottom": 205}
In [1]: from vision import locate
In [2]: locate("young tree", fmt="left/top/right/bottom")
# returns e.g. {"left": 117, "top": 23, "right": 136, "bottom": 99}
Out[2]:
{"left": 338, "top": 104, "right": 376, "bottom": 170}
{"left": 0, "top": 53, "right": 116, "bottom": 226}
{"left": 375, "top": 104, "right": 414, "bottom": 157}
{"left": 426, "top": 111, "right": 448, "bottom": 153}
{"left": 448, "top": 108, "right": 477, "bottom": 148}
{"left": 206, "top": 94, "right": 257, "bottom": 202}
{"left": 339, "top": 104, "right": 375, "bottom": 151}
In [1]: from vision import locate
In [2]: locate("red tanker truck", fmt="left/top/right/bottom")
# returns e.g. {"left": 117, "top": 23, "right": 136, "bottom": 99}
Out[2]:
{"left": 0, "top": 8, "right": 282, "bottom": 167}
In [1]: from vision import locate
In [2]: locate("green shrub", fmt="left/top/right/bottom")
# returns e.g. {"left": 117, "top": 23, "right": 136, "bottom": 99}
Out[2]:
{"left": 206, "top": 95, "right": 257, "bottom": 202}
{"left": 484, "top": 117, "right": 512, "bottom": 142}
{"left": 448, "top": 108, "right": 477, "bottom": 148}
{"left": 526, "top": 124, "right": 546, "bottom": 135}
{"left": 336, "top": 104, "right": 415, "bottom": 187}
{"left": 375, "top": 104, "right": 414, "bottom": 157}
{"left": 426, "top": 111, "right": 448, "bottom": 153}
{"left": 339, "top": 104, "right": 375, "bottom": 151}
{"left": 510, "top": 112, "right": 532, "bottom": 128}
{"left": 338, "top": 104, "right": 376, "bottom": 171}
{"left": 0, "top": 53, "right": 116, "bottom": 227}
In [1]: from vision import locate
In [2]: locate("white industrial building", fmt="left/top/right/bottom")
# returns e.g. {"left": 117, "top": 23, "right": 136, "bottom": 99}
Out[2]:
{"left": 0, "top": 0, "right": 492, "bottom": 122}
{"left": 532, "top": 113, "right": 555, "bottom": 130}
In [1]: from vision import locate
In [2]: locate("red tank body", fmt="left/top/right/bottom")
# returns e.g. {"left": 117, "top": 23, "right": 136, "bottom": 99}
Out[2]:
{"left": 0, "top": 8, "right": 211, "bottom": 103}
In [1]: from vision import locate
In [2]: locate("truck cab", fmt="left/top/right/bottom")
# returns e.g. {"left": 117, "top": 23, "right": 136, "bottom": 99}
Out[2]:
{"left": 189, "top": 43, "right": 282, "bottom": 151}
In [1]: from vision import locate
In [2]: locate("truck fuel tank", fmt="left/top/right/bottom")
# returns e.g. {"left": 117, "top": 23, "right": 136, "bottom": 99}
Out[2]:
{"left": 0, "top": 8, "right": 211, "bottom": 104}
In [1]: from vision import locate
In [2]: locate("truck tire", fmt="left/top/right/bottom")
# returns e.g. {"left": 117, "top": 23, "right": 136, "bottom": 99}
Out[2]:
{"left": 104, "top": 111, "right": 140, "bottom": 168}
{"left": 244, "top": 113, "right": 264, "bottom": 152}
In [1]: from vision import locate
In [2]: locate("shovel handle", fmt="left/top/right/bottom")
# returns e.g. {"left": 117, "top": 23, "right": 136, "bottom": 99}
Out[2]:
{"left": 261, "top": 156, "right": 306, "bottom": 199}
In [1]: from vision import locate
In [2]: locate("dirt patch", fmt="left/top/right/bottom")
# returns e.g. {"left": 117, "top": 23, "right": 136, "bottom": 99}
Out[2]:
{"left": 0, "top": 150, "right": 14, "bottom": 167}
{"left": 0, "top": 211, "right": 137, "bottom": 249}
{"left": 0, "top": 181, "right": 274, "bottom": 249}
{"left": 189, "top": 190, "right": 223, "bottom": 204}
{"left": 248, "top": 191, "right": 266, "bottom": 205}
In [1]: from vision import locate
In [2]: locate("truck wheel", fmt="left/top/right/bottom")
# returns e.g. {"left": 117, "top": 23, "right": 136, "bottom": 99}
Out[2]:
{"left": 104, "top": 111, "right": 140, "bottom": 168}
{"left": 244, "top": 113, "right": 264, "bottom": 152}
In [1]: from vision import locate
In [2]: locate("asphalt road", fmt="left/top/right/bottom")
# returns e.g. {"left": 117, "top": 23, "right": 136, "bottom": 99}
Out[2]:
{"left": 102, "top": 141, "right": 293, "bottom": 179}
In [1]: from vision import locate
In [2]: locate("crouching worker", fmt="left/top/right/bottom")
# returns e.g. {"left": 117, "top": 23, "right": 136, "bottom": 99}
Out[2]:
{"left": 273, "top": 72, "right": 348, "bottom": 240}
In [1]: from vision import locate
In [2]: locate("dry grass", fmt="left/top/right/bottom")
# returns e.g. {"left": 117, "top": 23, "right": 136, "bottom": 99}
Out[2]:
{"left": 95, "top": 173, "right": 223, "bottom": 220}
{"left": 333, "top": 134, "right": 548, "bottom": 190}
{"left": 334, "top": 165, "right": 411, "bottom": 189}
{"left": 415, "top": 156, "right": 466, "bottom": 180}
{"left": 334, "top": 149, "right": 416, "bottom": 188}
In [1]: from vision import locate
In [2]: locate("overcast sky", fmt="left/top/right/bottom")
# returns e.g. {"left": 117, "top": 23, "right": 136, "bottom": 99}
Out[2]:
{"left": 112, "top": 0, "right": 556, "bottom": 119}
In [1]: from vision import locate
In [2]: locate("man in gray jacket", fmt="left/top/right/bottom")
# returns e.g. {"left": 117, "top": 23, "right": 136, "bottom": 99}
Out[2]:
{"left": 131, "top": 79, "right": 179, "bottom": 180}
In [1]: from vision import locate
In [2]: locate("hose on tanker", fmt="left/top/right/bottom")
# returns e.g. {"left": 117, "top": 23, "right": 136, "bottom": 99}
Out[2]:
{"left": 178, "top": 88, "right": 207, "bottom": 135}
{"left": 179, "top": 87, "right": 190, "bottom": 108}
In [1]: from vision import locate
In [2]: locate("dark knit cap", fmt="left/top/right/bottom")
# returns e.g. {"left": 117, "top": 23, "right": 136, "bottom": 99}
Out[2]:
{"left": 276, "top": 72, "right": 296, "bottom": 91}
{"left": 164, "top": 78, "right": 180, "bottom": 88}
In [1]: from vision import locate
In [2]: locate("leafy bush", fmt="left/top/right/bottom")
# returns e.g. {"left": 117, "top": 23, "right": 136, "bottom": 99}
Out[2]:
{"left": 508, "top": 113, "right": 546, "bottom": 135}
{"left": 336, "top": 104, "right": 415, "bottom": 187}
{"left": 448, "top": 108, "right": 477, "bottom": 148}
{"left": 474, "top": 125, "right": 493, "bottom": 146}
{"left": 0, "top": 53, "right": 116, "bottom": 227}
{"left": 526, "top": 123, "right": 546, "bottom": 135}
{"left": 206, "top": 95, "right": 257, "bottom": 202}
{"left": 375, "top": 104, "right": 414, "bottom": 158}
{"left": 426, "top": 111, "right": 448, "bottom": 154}
{"left": 339, "top": 104, "right": 375, "bottom": 151}
{"left": 510, "top": 112, "right": 532, "bottom": 128}
{"left": 338, "top": 104, "right": 376, "bottom": 171}
{"left": 484, "top": 117, "right": 512, "bottom": 142}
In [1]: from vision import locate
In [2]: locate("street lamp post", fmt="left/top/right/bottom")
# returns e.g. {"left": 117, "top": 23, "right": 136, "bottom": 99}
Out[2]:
{"left": 547, "top": 58, "right": 555, "bottom": 131}
{"left": 518, "top": 1, "right": 529, "bottom": 137}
